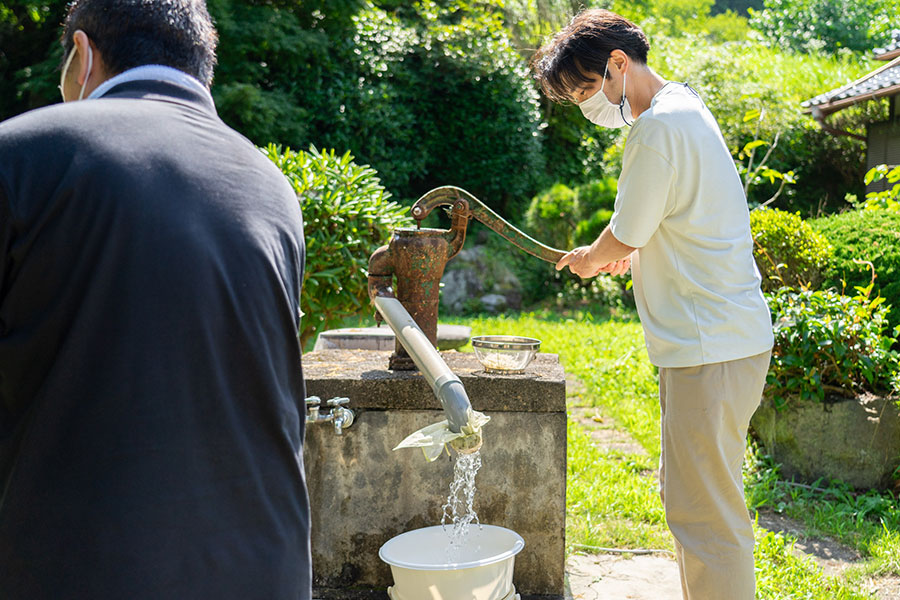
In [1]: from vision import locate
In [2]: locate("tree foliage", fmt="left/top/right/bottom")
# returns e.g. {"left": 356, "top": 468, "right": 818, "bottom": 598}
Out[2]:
{"left": 0, "top": 1, "right": 68, "bottom": 116}
{"left": 2, "top": 0, "right": 545, "bottom": 212}
{"left": 212, "top": 0, "right": 546, "bottom": 210}
{"left": 749, "top": 208, "right": 833, "bottom": 292}
{"left": 651, "top": 34, "right": 876, "bottom": 213}
{"left": 749, "top": 0, "right": 895, "bottom": 54}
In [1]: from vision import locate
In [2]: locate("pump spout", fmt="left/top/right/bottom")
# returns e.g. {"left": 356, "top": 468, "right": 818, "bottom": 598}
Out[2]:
{"left": 372, "top": 295, "right": 472, "bottom": 433}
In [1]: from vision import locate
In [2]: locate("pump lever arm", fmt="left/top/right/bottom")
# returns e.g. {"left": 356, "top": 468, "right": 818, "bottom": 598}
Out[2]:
{"left": 411, "top": 186, "right": 567, "bottom": 264}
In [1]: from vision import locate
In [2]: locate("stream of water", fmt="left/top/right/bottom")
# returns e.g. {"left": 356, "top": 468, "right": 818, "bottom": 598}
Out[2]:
{"left": 441, "top": 450, "right": 482, "bottom": 558}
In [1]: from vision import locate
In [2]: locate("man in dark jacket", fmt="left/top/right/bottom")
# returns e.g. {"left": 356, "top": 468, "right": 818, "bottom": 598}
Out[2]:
{"left": 0, "top": 1, "right": 311, "bottom": 598}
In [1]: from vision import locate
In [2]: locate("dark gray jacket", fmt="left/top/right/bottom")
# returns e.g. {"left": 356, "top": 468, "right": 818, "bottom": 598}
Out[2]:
{"left": 0, "top": 79, "right": 310, "bottom": 599}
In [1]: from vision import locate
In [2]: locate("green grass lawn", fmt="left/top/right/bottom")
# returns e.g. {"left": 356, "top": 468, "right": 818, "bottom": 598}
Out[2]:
{"left": 450, "top": 309, "right": 898, "bottom": 599}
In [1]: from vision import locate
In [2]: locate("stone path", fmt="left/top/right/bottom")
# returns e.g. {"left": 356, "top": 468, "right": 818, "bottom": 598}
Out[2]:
{"left": 565, "top": 553, "right": 681, "bottom": 600}
{"left": 566, "top": 405, "right": 681, "bottom": 599}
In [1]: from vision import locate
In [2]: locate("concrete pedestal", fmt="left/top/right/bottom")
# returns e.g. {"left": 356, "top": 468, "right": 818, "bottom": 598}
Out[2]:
{"left": 303, "top": 350, "right": 566, "bottom": 599}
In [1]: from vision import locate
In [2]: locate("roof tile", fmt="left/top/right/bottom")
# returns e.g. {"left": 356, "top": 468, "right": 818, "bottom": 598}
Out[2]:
{"left": 802, "top": 58, "right": 900, "bottom": 109}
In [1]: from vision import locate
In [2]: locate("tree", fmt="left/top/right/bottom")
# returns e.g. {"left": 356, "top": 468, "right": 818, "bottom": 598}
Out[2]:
{"left": 749, "top": 0, "right": 894, "bottom": 54}
{"left": 1, "top": 0, "right": 546, "bottom": 212}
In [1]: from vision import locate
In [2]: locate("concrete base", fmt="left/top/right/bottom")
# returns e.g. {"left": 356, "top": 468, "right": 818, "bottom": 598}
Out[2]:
{"left": 751, "top": 393, "right": 900, "bottom": 489}
{"left": 303, "top": 350, "right": 566, "bottom": 598}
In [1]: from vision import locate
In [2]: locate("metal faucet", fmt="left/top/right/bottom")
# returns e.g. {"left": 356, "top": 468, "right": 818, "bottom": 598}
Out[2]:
{"left": 305, "top": 396, "right": 355, "bottom": 435}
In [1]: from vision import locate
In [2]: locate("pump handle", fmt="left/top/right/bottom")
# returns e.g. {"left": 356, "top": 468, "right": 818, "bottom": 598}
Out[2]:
{"left": 411, "top": 186, "right": 567, "bottom": 264}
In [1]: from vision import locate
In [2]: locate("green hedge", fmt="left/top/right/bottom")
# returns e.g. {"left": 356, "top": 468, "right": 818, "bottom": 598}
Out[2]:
{"left": 749, "top": 0, "right": 894, "bottom": 54}
{"left": 263, "top": 144, "right": 412, "bottom": 346}
{"left": 811, "top": 210, "right": 900, "bottom": 333}
{"left": 749, "top": 208, "right": 833, "bottom": 292}
{"left": 516, "top": 177, "right": 621, "bottom": 305}
{"left": 524, "top": 177, "right": 618, "bottom": 250}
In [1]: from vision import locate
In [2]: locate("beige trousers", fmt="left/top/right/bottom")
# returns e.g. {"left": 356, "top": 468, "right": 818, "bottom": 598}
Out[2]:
{"left": 658, "top": 351, "right": 771, "bottom": 600}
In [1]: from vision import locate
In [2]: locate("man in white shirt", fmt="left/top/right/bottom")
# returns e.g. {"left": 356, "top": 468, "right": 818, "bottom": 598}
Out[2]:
{"left": 532, "top": 9, "right": 773, "bottom": 599}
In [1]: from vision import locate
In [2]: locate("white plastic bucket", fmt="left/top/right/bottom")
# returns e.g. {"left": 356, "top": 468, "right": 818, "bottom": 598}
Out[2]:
{"left": 378, "top": 524, "right": 524, "bottom": 600}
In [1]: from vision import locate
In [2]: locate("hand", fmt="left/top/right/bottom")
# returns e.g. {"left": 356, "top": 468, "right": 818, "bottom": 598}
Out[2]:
{"left": 598, "top": 256, "right": 631, "bottom": 277}
{"left": 556, "top": 246, "right": 602, "bottom": 278}
{"left": 556, "top": 248, "right": 632, "bottom": 278}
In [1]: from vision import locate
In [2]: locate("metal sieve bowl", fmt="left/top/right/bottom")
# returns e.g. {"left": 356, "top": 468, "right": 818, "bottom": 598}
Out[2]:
{"left": 471, "top": 335, "right": 541, "bottom": 374}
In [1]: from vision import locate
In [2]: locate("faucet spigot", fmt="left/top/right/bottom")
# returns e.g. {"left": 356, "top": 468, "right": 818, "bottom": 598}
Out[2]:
{"left": 305, "top": 396, "right": 321, "bottom": 423}
{"left": 327, "top": 397, "right": 354, "bottom": 435}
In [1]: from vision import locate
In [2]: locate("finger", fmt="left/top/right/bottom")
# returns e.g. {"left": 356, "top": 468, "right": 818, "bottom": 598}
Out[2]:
{"left": 556, "top": 252, "right": 573, "bottom": 271}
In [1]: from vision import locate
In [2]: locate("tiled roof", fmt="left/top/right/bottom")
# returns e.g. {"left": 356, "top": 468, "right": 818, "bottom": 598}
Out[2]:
{"left": 874, "top": 30, "right": 900, "bottom": 60}
{"left": 801, "top": 56, "right": 900, "bottom": 114}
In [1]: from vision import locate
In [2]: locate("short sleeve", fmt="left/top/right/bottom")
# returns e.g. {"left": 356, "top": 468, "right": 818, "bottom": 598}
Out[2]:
{"left": 609, "top": 141, "right": 676, "bottom": 248}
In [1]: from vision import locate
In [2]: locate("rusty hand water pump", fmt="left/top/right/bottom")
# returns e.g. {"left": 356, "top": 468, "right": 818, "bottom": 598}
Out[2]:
{"left": 367, "top": 186, "right": 566, "bottom": 371}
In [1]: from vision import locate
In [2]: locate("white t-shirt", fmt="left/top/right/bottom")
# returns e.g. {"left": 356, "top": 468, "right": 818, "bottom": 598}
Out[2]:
{"left": 609, "top": 83, "right": 774, "bottom": 368}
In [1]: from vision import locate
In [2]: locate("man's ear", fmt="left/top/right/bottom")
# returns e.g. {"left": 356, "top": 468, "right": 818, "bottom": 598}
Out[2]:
{"left": 70, "top": 29, "right": 111, "bottom": 97}
{"left": 71, "top": 30, "right": 107, "bottom": 87}
{"left": 608, "top": 49, "right": 629, "bottom": 74}
{"left": 71, "top": 30, "right": 93, "bottom": 86}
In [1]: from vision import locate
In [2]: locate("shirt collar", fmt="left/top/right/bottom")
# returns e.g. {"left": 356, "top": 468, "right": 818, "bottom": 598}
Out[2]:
{"left": 88, "top": 65, "right": 212, "bottom": 102}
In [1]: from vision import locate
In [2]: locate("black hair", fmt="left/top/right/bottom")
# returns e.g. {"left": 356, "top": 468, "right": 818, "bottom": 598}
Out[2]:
{"left": 62, "top": 0, "right": 218, "bottom": 86}
{"left": 531, "top": 9, "right": 650, "bottom": 104}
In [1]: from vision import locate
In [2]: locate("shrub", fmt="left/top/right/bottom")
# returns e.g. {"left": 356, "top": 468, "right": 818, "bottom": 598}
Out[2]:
{"left": 575, "top": 209, "right": 614, "bottom": 247}
{"left": 407, "top": 1, "right": 545, "bottom": 211}
{"left": 703, "top": 9, "right": 752, "bottom": 43}
{"left": 518, "top": 177, "right": 620, "bottom": 304}
{"left": 0, "top": 2, "right": 68, "bottom": 117}
{"left": 485, "top": 232, "right": 560, "bottom": 307}
{"left": 263, "top": 145, "right": 413, "bottom": 345}
{"left": 766, "top": 287, "right": 900, "bottom": 409}
{"left": 537, "top": 101, "right": 621, "bottom": 191}
{"left": 860, "top": 164, "right": 900, "bottom": 213}
{"left": 574, "top": 177, "right": 618, "bottom": 215}
{"left": 523, "top": 183, "right": 578, "bottom": 250}
{"left": 749, "top": 208, "right": 834, "bottom": 292}
{"left": 811, "top": 209, "right": 900, "bottom": 333}
{"left": 555, "top": 275, "right": 632, "bottom": 313}
{"left": 648, "top": 0, "right": 715, "bottom": 37}
{"left": 524, "top": 177, "right": 618, "bottom": 250}
{"left": 2, "top": 2, "right": 546, "bottom": 212}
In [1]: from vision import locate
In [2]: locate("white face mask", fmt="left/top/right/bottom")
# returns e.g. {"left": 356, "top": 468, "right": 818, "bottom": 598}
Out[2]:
{"left": 578, "top": 60, "right": 632, "bottom": 129}
{"left": 59, "top": 36, "right": 93, "bottom": 102}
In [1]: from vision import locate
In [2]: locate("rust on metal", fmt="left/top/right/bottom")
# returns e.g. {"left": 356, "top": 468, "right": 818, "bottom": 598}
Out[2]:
{"left": 411, "top": 186, "right": 567, "bottom": 264}
{"left": 367, "top": 218, "right": 466, "bottom": 370}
